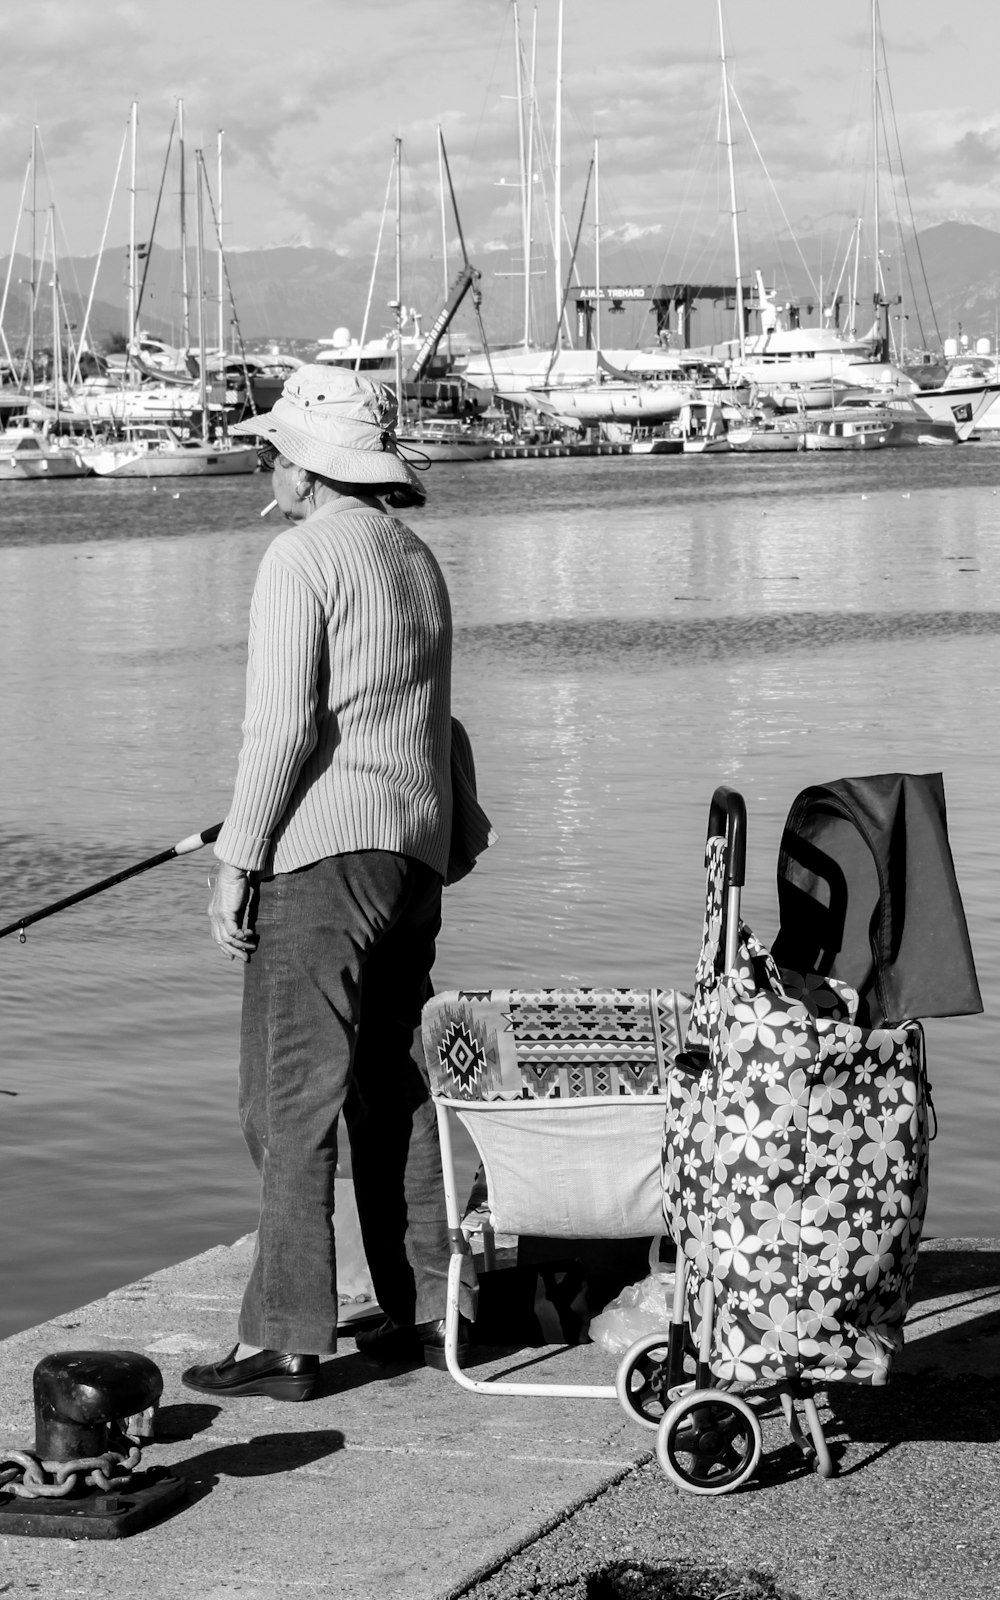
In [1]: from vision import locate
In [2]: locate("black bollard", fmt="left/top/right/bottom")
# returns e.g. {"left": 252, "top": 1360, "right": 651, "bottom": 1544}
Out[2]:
{"left": 0, "top": 1349, "right": 186, "bottom": 1537}
{"left": 33, "top": 1350, "right": 163, "bottom": 1464}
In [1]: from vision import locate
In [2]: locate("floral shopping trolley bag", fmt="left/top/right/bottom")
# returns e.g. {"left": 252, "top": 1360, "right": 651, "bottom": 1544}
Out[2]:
{"left": 662, "top": 773, "right": 981, "bottom": 1389}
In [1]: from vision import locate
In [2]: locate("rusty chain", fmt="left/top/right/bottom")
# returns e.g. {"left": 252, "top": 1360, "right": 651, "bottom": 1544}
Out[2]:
{"left": 0, "top": 1441, "right": 142, "bottom": 1500}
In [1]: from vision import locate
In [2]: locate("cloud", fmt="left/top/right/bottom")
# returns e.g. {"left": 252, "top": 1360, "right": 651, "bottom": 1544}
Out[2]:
{"left": 952, "top": 128, "right": 1000, "bottom": 173}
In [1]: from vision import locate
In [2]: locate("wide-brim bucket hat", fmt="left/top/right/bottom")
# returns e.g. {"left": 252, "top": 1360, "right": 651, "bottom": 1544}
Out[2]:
{"left": 231, "top": 364, "right": 423, "bottom": 491}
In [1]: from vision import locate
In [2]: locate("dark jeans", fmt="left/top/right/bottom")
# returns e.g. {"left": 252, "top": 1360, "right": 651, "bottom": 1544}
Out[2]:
{"left": 237, "top": 850, "right": 466, "bottom": 1354}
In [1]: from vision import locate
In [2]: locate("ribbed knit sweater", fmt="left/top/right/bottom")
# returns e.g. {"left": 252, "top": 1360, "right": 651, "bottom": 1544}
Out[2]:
{"left": 215, "top": 498, "right": 453, "bottom": 878}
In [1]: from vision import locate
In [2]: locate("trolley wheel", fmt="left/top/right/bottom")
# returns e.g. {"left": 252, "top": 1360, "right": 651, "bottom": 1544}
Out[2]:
{"left": 615, "top": 1333, "right": 675, "bottom": 1431}
{"left": 656, "top": 1389, "right": 762, "bottom": 1496}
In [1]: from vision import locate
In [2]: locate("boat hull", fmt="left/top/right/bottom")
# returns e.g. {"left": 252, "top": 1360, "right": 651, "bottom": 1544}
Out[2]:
{"left": 630, "top": 437, "right": 683, "bottom": 455}
{"left": 894, "top": 383, "right": 1000, "bottom": 441}
{"left": 803, "top": 429, "right": 890, "bottom": 451}
{"left": 0, "top": 446, "right": 91, "bottom": 479}
{"left": 399, "top": 438, "right": 493, "bottom": 463}
{"left": 0, "top": 458, "right": 91, "bottom": 479}
{"left": 726, "top": 428, "right": 804, "bottom": 452}
{"left": 682, "top": 437, "right": 730, "bottom": 454}
{"left": 84, "top": 445, "right": 258, "bottom": 477}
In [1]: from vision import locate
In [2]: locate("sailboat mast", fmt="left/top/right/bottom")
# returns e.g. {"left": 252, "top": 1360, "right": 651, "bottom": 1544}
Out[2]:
{"left": 851, "top": 217, "right": 862, "bottom": 336}
{"left": 513, "top": 2, "right": 529, "bottom": 345}
{"left": 128, "top": 101, "right": 138, "bottom": 361}
{"left": 394, "top": 135, "right": 403, "bottom": 406}
{"left": 28, "top": 125, "right": 37, "bottom": 390}
{"left": 717, "top": 0, "right": 745, "bottom": 359}
{"left": 553, "top": 0, "right": 563, "bottom": 336}
{"left": 593, "top": 136, "right": 601, "bottom": 352}
{"left": 217, "top": 129, "right": 225, "bottom": 356}
{"left": 195, "top": 151, "right": 209, "bottom": 442}
{"left": 524, "top": 6, "right": 538, "bottom": 348}
{"left": 872, "top": 0, "right": 881, "bottom": 300}
{"left": 179, "top": 100, "right": 190, "bottom": 349}
{"left": 49, "top": 211, "right": 61, "bottom": 420}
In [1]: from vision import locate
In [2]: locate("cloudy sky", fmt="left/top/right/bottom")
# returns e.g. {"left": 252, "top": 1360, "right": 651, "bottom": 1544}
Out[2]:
{"left": 5, "top": 0, "right": 1000, "bottom": 279}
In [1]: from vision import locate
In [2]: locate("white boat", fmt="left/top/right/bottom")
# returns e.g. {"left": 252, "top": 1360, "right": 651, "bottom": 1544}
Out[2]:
{"left": 726, "top": 414, "right": 807, "bottom": 452}
{"left": 676, "top": 399, "right": 734, "bottom": 453}
{"left": 765, "top": 378, "right": 865, "bottom": 411}
{"left": 725, "top": 323, "right": 887, "bottom": 390}
{"left": 462, "top": 346, "right": 701, "bottom": 405}
{"left": 630, "top": 426, "right": 683, "bottom": 455}
{"left": 524, "top": 374, "right": 694, "bottom": 424}
{"left": 397, "top": 419, "right": 494, "bottom": 462}
{"left": 889, "top": 382, "right": 1000, "bottom": 441}
{"left": 79, "top": 424, "right": 257, "bottom": 477}
{"left": 64, "top": 375, "right": 220, "bottom": 426}
{"left": 803, "top": 412, "right": 892, "bottom": 451}
{"left": 315, "top": 324, "right": 424, "bottom": 381}
{"left": 0, "top": 424, "right": 91, "bottom": 480}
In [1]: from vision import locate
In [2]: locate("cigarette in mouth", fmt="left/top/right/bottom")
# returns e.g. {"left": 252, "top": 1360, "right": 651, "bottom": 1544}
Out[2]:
{"left": 260, "top": 499, "right": 278, "bottom": 517}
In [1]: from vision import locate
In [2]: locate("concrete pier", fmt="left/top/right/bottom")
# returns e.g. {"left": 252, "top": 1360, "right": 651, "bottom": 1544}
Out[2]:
{"left": 0, "top": 1236, "right": 997, "bottom": 1599}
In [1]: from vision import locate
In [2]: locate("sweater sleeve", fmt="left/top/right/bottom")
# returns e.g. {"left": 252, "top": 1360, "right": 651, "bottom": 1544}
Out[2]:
{"left": 215, "top": 548, "right": 325, "bottom": 872}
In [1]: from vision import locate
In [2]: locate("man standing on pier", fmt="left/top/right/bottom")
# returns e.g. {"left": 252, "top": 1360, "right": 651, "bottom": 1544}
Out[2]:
{"left": 181, "top": 366, "right": 475, "bottom": 1401}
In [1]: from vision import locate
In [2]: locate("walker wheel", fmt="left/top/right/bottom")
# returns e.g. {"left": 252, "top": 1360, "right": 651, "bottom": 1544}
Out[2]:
{"left": 615, "top": 1333, "right": 674, "bottom": 1431}
{"left": 656, "top": 1389, "right": 762, "bottom": 1495}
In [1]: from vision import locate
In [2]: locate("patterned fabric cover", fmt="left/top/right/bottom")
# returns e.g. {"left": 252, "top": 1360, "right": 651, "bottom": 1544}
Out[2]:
{"left": 423, "top": 989, "right": 692, "bottom": 1102}
{"left": 662, "top": 837, "right": 930, "bottom": 1389}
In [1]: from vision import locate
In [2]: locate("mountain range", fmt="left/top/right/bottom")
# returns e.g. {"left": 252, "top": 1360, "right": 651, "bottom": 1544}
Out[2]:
{"left": 3, "top": 220, "right": 1000, "bottom": 359}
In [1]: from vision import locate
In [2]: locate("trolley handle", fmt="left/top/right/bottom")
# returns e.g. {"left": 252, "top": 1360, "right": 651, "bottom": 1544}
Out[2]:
{"left": 708, "top": 786, "right": 746, "bottom": 889}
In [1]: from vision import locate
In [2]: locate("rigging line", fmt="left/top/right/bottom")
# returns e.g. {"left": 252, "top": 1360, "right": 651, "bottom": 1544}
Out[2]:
{"left": 33, "top": 130, "right": 88, "bottom": 318}
{"left": 357, "top": 152, "right": 395, "bottom": 359}
{"left": 0, "top": 157, "right": 31, "bottom": 373}
{"left": 543, "top": 154, "right": 593, "bottom": 384}
{"left": 134, "top": 116, "right": 176, "bottom": 334}
{"left": 653, "top": 104, "right": 719, "bottom": 290}
{"left": 197, "top": 152, "right": 257, "bottom": 416}
{"left": 526, "top": 84, "right": 590, "bottom": 336}
{"left": 72, "top": 121, "right": 128, "bottom": 387}
{"left": 878, "top": 42, "right": 941, "bottom": 349}
{"left": 727, "top": 82, "right": 820, "bottom": 302}
{"left": 881, "top": 138, "right": 929, "bottom": 353}
{"left": 525, "top": 106, "right": 562, "bottom": 318}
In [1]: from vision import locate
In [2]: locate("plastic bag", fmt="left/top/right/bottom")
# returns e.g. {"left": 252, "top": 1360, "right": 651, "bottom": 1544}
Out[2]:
{"left": 589, "top": 1269, "right": 674, "bottom": 1356}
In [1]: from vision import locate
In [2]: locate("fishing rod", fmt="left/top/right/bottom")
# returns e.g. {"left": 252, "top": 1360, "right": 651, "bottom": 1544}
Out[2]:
{"left": 0, "top": 823, "right": 223, "bottom": 944}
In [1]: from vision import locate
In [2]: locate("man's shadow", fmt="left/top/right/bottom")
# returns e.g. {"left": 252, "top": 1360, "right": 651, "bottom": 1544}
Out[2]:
{"left": 155, "top": 1400, "right": 346, "bottom": 1507}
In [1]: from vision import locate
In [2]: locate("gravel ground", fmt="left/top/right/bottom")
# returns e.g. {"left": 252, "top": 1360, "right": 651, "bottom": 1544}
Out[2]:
{"left": 448, "top": 1367, "right": 999, "bottom": 1600}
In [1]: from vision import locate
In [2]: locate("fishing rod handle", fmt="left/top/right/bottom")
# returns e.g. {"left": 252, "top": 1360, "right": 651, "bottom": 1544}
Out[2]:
{"left": 172, "top": 822, "right": 223, "bottom": 856}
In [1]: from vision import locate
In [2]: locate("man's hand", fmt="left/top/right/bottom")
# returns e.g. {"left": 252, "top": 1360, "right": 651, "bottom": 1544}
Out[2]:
{"left": 208, "top": 863, "right": 256, "bottom": 962}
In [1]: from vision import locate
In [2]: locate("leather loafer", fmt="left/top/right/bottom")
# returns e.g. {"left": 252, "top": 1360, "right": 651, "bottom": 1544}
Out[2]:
{"left": 355, "top": 1316, "right": 471, "bottom": 1371}
{"left": 181, "top": 1345, "right": 319, "bottom": 1402}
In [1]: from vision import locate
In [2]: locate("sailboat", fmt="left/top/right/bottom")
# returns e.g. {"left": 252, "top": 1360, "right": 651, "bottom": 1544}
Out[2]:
{"left": 0, "top": 133, "right": 92, "bottom": 480}
{"left": 80, "top": 118, "right": 255, "bottom": 478}
{"left": 462, "top": 1, "right": 697, "bottom": 420}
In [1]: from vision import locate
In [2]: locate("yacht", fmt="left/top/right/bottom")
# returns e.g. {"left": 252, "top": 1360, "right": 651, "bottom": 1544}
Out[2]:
{"left": 803, "top": 411, "right": 893, "bottom": 451}
{"left": 397, "top": 417, "right": 494, "bottom": 462}
{"left": 0, "top": 423, "right": 91, "bottom": 480}
{"left": 461, "top": 346, "right": 702, "bottom": 406}
{"left": 79, "top": 423, "right": 257, "bottom": 478}
{"left": 315, "top": 322, "right": 424, "bottom": 381}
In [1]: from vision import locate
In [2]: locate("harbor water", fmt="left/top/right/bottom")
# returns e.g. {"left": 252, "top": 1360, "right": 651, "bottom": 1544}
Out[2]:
{"left": 1, "top": 448, "right": 999, "bottom": 1340}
